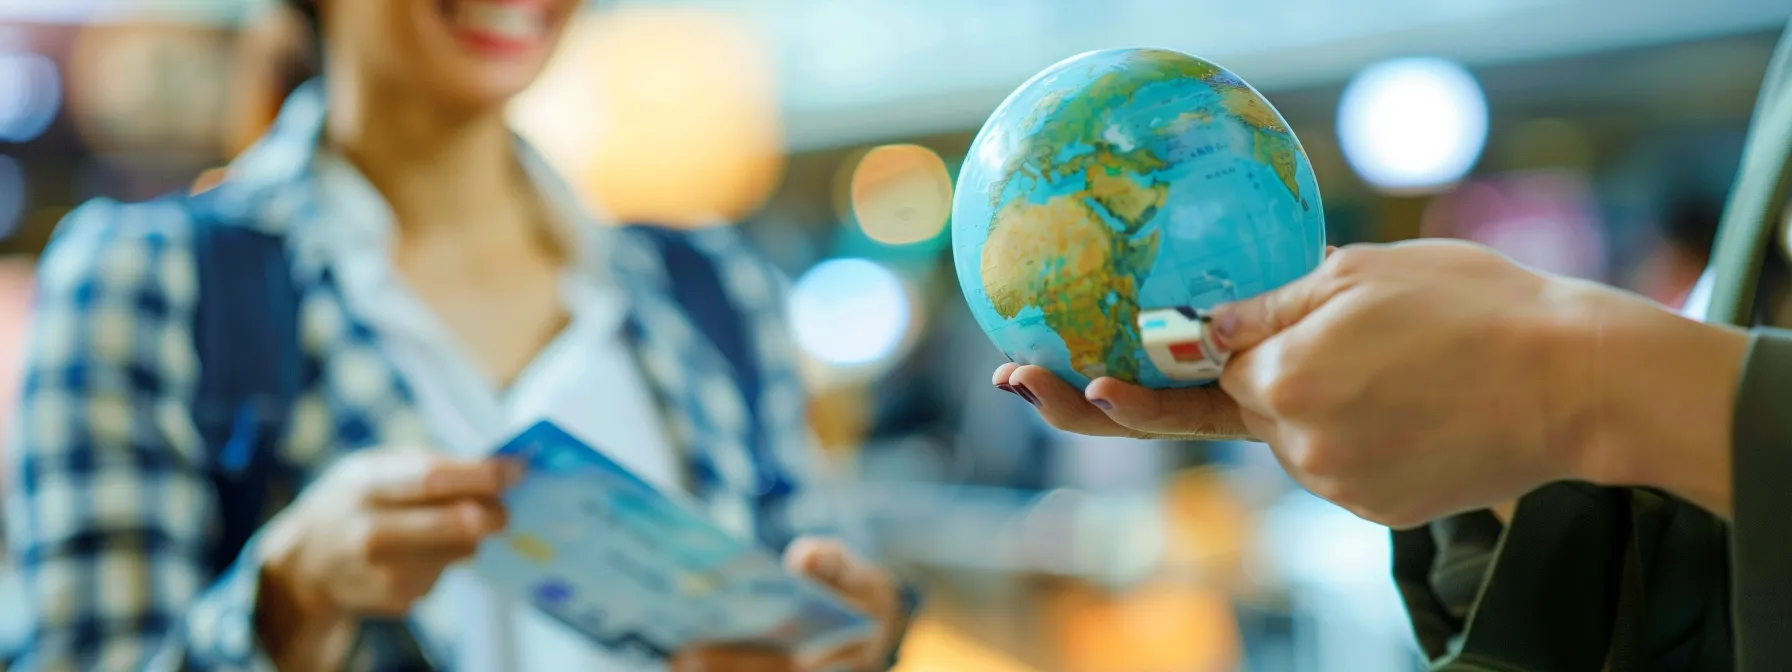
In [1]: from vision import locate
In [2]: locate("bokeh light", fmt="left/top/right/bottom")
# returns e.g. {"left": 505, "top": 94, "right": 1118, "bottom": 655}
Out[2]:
{"left": 0, "top": 52, "right": 59, "bottom": 143}
{"left": 849, "top": 144, "right": 953, "bottom": 245}
{"left": 1049, "top": 581, "right": 1242, "bottom": 672}
{"left": 0, "top": 156, "right": 24, "bottom": 240}
{"left": 511, "top": 7, "right": 784, "bottom": 227}
{"left": 67, "top": 22, "right": 230, "bottom": 155}
{"left": 789, "top": 258, "right": 910, "bottom": 367}
{"left": 1337, "top": 57, "right": 1488, "bottom": 193}
{"left": 1421, "top": 171, "right": 1607, "bottom": 279}
{"left": 0, "top": 259, "right": 31, "bottom": 442}
{"left": 893, "top": 618, "right": 1041, "bottom": 672}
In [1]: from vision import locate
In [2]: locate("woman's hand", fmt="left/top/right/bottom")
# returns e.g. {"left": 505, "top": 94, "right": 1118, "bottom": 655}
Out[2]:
{"left": 785, "top": 538, "right": 906, "bottom": 672}
{"left": 672, "top": 538, "right": 907, "bottom": 672}
{"left": 671, "top": 645, "right": 799, "bottom": 672}
{"left": 256, "top": 447, "right": 519, "bottom": 668}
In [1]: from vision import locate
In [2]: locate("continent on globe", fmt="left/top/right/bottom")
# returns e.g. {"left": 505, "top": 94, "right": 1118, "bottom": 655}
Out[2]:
{"left": 953, "top": 48, "right": 1327, "bottom": 389}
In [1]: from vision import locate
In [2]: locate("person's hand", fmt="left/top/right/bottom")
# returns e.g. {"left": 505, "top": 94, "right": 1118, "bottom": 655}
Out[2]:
{"left": 256, "top": 447, "right": 519, "bottom": 666}
{"left": 672, "top": 538, "right": 906, "bottom": 672}
{"left": 1205, "top": 240, "right": 1742, "bottom": 526}
{"left": 783, "top": 538, "right": 906, "bottom": 672}
{"left": 992, "top": 360, "right": 1253, "bottom": 440}
{"left": 670, "top": 644, "right": 799, "bottom": 672}
{"left": 992, "top": 247, "right": 1340, "bottom": 442}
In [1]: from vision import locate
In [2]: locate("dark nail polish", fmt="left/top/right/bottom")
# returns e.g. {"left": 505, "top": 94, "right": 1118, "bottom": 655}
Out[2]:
{"left": 1090, "top": 398, "right": 1113, "bottom": 410}
{"left": 996, "top": 383, "right": 1017, "bottom": 395}
{"left": 1013, "top": 383, "right": 1040, "bottom": 406}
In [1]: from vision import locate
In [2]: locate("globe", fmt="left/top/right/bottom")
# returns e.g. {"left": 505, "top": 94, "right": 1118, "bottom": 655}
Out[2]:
{"left": 952, "top": 48, "right": 1327, "bottom": 389}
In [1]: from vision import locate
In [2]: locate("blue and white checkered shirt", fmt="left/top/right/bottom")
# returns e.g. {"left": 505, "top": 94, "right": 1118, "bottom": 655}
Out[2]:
{"left": 5, "top": 81, "right": 850, "bottom": 671}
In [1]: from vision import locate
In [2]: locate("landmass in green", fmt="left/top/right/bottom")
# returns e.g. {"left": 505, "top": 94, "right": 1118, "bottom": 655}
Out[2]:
{"left": 979, "top": 50, "right": 1304, "bottom": 383}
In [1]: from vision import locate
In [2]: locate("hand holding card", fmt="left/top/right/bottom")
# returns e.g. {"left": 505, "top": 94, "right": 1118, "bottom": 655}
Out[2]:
{"left": 474, "top": 422, "right": 877, "bottom": 664}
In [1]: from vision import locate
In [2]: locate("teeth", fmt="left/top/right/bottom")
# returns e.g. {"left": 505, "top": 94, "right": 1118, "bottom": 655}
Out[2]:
{"left": 457, "top": 1, "right": 544, "bottom": 41}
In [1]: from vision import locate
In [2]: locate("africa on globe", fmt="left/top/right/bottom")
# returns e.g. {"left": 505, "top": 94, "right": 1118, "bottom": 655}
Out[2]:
{"left": 952, "top": 48, "right": 1327, "bottom": 389}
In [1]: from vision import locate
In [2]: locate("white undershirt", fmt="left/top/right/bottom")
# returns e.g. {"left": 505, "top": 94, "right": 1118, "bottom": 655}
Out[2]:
{"left": 298, "top": 153, "right": 681, "bottom": 671}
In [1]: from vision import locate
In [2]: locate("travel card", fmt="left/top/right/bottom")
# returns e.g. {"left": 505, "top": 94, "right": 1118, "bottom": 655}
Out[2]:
{"left": 474, "top": 421, "right": 874, "bottom": 661}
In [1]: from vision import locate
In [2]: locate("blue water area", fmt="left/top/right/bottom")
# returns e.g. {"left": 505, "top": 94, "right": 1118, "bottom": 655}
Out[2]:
{"left": 952, "top": 48, "right": 1326, "bottom": 389}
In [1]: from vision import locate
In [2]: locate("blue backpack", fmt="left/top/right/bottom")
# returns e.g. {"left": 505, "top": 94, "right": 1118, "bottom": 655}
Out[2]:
{"left": 181, "top": 191, "right": 770, "bottom": 577}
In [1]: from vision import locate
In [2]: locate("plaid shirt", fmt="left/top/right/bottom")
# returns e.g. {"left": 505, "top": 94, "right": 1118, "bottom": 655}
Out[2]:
{"left": 5, "top": 81, "right": 849, "bottom": 671}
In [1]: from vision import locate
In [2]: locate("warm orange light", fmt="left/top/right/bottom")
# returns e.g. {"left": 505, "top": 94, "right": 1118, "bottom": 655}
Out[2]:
{"left": 511, "top": 8, "right": 785, "bottom": 228}
{"left": 66, "top": 22, "right": 231, "bottom": 156}
{"left": 1162, "top": 467, "right": 1252, "bottom": 580}
{"left": 892, "top": 617, "right": 1042, "bottom": 672}
{"left": 1049, "top": 581, "right": 1242, "bottom": 672}
{"left": 849, "top": 144, "right": 953, "bottom": 245}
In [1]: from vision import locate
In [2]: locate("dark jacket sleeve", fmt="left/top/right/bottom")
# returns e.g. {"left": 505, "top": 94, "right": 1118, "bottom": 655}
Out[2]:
{"left": 1730, "top": 327, "right": 1792, "bottom": 670}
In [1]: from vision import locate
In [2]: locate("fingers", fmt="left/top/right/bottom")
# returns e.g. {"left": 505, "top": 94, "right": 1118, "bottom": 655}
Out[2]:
{"left": 1082, "top": 377, "right": 1252, "bottom": 439}
{"left": 995, "top": 365, "right": 1250, "bottom": 440}
{"left": 364, "top": 456, "right": 522, "bottom": 505}
{"left": 358, "top": 559, "right": 457, "bottom": 616}
{"left": 783, "top": 539, "right": 894, "bottom": 672}
{"left": 797, "top": 642, "right": 874, "bottom": 672}
{"left": 1207, "top": 247, "right": 1355, "bottom": 355}
{"left": 783, "top": 538, "right": 896, "bottom": 617}
{"left": 359, "top": 499, "right": 507, "bottom": 559}
{"left": 671, "top": 644, "right": 798, "bottom": 672}
{"left": 1001, "top": 365, "right": 1160, "bottom": 439}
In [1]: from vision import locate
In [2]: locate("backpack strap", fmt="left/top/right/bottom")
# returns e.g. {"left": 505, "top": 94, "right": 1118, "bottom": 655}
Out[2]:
{"left": 184, "top": 189, "right": 304, "bottom": 576}
{"left": 634, "top": 228, "right": 797, "bottom": 545}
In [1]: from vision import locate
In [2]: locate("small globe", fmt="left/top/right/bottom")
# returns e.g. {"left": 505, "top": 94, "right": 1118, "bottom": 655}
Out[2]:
{"left": 953, "top": 48, "right": 1326, "bottom": 389}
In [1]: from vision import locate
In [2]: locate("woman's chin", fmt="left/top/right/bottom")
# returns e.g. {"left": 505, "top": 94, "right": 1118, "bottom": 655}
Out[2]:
{"left": 431, "top": 71, "right": 544, "bottom": 111}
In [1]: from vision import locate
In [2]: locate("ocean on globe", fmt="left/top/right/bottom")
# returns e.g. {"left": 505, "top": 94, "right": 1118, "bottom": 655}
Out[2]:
{"left": 952, "top": 48, "right": 1327, "bottom": 390}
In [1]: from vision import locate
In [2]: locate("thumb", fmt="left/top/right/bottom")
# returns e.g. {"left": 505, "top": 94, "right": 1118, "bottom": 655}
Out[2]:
{"left": 783, "top": 538, "right": 891, "bottom": 614}
{"left": 1209, "top": 248, "right": 1347, "bottom": 354}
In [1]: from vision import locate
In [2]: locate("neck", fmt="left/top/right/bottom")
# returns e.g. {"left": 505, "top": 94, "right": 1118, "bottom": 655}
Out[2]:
{"left": 323, "top": 69, "right": 525, "bottom": 237}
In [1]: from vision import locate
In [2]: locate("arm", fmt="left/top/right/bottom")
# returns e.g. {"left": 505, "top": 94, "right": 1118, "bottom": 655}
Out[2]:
{"left": 5, "top": 201, "right": 281, "bottom": 671}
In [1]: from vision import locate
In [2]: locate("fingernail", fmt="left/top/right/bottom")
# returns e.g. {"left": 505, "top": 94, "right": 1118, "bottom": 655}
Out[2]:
{"left": 1013, "top": 383, "right": 1039, "bottom": 406}
{"left": 1090, "top": 398, "right": 1113, "bottom": 410}
{"left": 995, "top": 383, "right": 1017, "bottom": 396}
{"left": 1209, "top": 306, "right": 1238, "bottom": 350}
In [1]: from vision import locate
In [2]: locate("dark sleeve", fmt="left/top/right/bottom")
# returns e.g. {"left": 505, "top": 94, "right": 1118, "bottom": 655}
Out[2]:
{"left": 1391, "top": 512, "right": 1502, "bottom": 660}
{"left": 1391, "top": 485, "right": 1639, "bottom": 670}
{"left": 1729, "top": 327, "right": 1792, "bottom": 669}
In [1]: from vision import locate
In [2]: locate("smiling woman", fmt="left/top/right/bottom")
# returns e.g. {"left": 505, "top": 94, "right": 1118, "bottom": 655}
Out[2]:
{"left": 6, "top": 0, "right": 915, "bottom": 670}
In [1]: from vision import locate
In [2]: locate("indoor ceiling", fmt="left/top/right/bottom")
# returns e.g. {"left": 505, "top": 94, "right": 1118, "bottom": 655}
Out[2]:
{"left": 7, "top": 0, "right": 1789, "bottom": 148}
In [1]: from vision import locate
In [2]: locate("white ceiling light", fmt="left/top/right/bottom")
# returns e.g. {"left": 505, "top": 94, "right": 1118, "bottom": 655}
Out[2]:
{"left": 1337, "top": 56, "right": 1488, "bottom": 193}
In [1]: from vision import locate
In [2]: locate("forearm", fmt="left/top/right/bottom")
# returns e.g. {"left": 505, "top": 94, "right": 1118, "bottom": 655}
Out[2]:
{"left": 1554, "top": 283, "right": 1748, "bottom": 517}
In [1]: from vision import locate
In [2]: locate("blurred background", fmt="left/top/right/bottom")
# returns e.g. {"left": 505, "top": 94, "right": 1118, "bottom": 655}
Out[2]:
{"left": 1, "top": 0, "right": 1789, "bottom": 670}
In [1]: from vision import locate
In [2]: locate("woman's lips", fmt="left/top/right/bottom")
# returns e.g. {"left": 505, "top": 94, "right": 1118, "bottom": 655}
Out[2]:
{"left": 448, "top": 0, "right": 549, "bottom": 55}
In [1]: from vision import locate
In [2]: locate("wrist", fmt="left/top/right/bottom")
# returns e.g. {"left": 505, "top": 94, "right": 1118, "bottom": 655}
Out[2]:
{"left": 1544, "top": 280, "right": 1746, "bottom": 514}
{"left": 257, "top": 514, "right": 353, "bottom": 660}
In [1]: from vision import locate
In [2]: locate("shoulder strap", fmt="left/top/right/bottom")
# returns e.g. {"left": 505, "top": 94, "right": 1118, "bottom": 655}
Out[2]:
{"left": 185, "top": 189, "right": 304, "bottom": 575}
{"left": 636, "top": 228, "right": 798, "bottom": 546}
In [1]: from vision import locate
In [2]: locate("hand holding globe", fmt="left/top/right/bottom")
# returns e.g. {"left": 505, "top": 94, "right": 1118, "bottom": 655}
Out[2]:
{"left": 953, "top": 48, "right": 1327, "bottom": 392}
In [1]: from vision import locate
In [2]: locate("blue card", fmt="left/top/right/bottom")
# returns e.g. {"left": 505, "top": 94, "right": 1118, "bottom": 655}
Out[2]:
{"left": 475, "top": 421, "right": 874, "bottom": 662}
